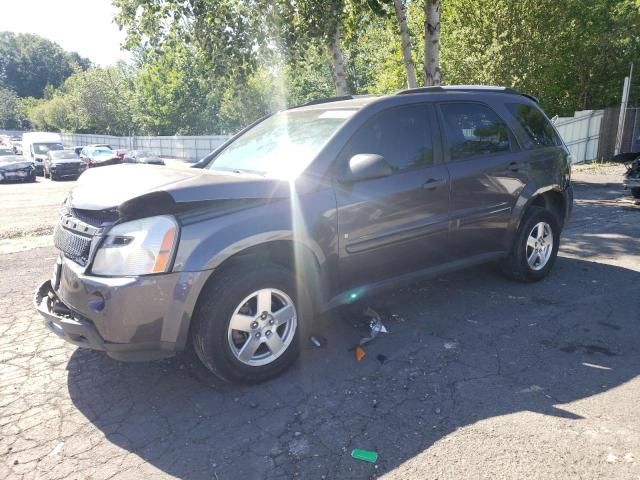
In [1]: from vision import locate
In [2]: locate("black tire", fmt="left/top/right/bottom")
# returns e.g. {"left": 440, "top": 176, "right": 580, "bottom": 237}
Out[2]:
{"left": 631, "top": 187, "right": 640, "bottom": 199}
{"left": 500, "top": 206, "right": 560, "bottom": 282}
{"left": 191, "top": 261, "right": 311, "bottom": 383}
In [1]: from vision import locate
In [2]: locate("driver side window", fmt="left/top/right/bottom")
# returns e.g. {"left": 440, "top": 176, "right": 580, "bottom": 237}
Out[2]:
{"left": 341, "top": 104, "right": 434, "bottom": 172}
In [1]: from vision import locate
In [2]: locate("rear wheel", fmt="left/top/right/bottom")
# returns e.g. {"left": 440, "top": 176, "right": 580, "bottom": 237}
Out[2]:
{"left": 191, "top": 262, "right": 309, "bottom": 383}
{"left": 501, "top": 206, "right": 560, "bottom": 282}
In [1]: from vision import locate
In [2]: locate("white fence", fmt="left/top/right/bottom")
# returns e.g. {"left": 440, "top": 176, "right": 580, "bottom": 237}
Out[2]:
{"left": 553, "top": 110, "right": 603, "bottom": 163}
{"left": 59, "top": 134, "right": 230, "bottom": 162}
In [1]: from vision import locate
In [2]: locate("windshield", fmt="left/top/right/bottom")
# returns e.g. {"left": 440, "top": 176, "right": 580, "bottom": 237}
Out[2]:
{"left": 50, "top": 150, "right": 78, "bottom": 160}
{"left": 33, "top": 143, "right": 63, "bottom": 154}
{"left": 93, "top": 147, "right": 114, "bottom": 156}
{"left": 206, "top": 108, "right": 356, "bottom": 178}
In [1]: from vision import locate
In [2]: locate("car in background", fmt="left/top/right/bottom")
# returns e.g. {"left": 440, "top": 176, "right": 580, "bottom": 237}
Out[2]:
{"left": 0, "top": 155, "right": 36, "bottom": 183}
{"left": 44, "top": 150, "right": 86, "bottom": 180}
{"left": 0, "top": 147, "right": 14, "bottom": 156}
{"left": 23, "top": 132, "right": 64, "bottom": 176}
{"left": 122, "top": 150, "right": 165, "bottom": 165}
{"left": 79, "top": 146, "right": 122, "bottom": 168}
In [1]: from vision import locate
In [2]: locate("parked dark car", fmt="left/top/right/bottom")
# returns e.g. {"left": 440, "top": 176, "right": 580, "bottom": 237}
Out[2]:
{"left": 35, "top": 86, "right": 573, "bottom": 383}
{"left": 44, "top": 150, "right": 86, "bottom": 180}
{"left": 123, "top": 150, "right": 165, "bottom": 165}
{"left": 0, "top": 156, "right": 36, "bottom": 183}
{"left": 30, "top": 142, "right": 64, "bottom": 176}
{"left": 79, "top": 146, "right": 122, "bottom": 168}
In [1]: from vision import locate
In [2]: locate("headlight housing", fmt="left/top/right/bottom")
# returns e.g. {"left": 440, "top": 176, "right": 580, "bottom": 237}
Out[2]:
{"left": 91, "top": 215, "right": 179, "bottom": 276}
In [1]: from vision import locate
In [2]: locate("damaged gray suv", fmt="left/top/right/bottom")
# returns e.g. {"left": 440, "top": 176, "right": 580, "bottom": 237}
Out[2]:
{"left": 35, "top": 86, "right": 573, "bottom": 383}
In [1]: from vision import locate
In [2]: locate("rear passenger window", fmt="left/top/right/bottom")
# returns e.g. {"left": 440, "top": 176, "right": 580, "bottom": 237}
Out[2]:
{"left": 506, "top": 103, "right": 561, "bottom": 149}
{"left": 440, "top": 103, "right": 511, "bottom": 161}
{"left": 343, "top": 105, "right": 433, "bottom": 171}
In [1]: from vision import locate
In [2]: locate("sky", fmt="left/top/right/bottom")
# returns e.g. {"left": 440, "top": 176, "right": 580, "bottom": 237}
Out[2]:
{"left": 0, "top": 0, "right": 130, "bottom": 65}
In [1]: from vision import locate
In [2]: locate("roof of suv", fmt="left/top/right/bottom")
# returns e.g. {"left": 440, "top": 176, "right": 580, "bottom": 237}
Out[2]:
{"left": 290, "top": 85, "right": 538, "bottom": 112}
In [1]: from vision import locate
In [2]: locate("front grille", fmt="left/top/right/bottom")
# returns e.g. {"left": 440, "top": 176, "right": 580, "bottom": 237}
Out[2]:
{"left": 53, "top": 224, "right": 92, "bottom": 265}
{"left": 70, "top": 208, "right": 118, "bottom": 228}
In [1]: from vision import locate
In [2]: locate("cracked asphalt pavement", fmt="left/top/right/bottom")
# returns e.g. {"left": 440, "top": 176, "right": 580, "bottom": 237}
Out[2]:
{"left": 1, "top": 165, "right": 639, "bottom": 479}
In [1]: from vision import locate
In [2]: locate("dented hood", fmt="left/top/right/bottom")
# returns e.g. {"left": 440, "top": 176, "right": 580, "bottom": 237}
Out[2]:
{"left": 68, "top": 164, "right": 290, "bottom": 211}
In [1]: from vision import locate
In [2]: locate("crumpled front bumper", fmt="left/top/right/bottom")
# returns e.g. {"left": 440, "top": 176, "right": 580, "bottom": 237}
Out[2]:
{"left": 35, "top": 280, "right": 110, "bottom": 351}
{"left": 34, "top": 256, "right": 209, "bottom": 361}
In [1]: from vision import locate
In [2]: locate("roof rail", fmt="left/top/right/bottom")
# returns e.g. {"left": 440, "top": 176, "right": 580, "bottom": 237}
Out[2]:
{"left": 290, "top": 95, "right": 354, "bottom": 109}
{"left": 396, "top": 85, "right": 539, "bottom": 103}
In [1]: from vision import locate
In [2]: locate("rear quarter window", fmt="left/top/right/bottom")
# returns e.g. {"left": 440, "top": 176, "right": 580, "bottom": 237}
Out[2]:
{"left": 506, "top": 103, "right": 561, "bottom": 149}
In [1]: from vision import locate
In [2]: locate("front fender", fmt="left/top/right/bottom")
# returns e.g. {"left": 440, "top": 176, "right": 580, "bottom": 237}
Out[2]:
{"left": 173, "top": 197, "right": 330, "bottom": 273}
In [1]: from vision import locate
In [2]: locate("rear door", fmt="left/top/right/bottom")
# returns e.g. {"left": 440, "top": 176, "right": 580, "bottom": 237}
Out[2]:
{"left": 334, "top": 103, "right": 450, "bottom": 292}
{"left": 438, "top": 101, "right": 529, "bottom": 260}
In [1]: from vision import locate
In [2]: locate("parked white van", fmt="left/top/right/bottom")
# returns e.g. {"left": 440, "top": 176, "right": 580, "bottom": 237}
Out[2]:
{"left": 22, "top": 132, "right": 64, "bottom": 176}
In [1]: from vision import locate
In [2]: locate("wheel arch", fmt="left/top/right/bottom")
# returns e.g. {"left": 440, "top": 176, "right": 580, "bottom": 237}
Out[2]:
{"left": 510, "top": 184, "right": 568, "bottom": 239}
{"left": 176, "top": 236, "right": 329, "bottom": 351}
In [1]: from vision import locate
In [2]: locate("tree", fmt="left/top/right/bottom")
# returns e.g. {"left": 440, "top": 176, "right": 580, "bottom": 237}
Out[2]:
{"left": 0, "top": 87, "right": 20, "bottom": 129}
{"left": 28, "top": 66, "right": 135, "bottom": 134}
{"left": 132, "top": 44, "right": 222, "bottom": 135}
{"left": 441, "top": 0, "right": 640, "bottom": 115}
{"left": 393, "top": 0, "right": 418, "bottom": 88}
{"left": 0, "top": 32, "right": 91, "bottom": 98}
{"left": 424, "top": 0, "right": 441, "bottom": 86}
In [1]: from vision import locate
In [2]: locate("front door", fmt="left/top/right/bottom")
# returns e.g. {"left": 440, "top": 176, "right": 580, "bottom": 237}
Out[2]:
{"left": 334, "top": 103, "right": 450, "bottom": 293}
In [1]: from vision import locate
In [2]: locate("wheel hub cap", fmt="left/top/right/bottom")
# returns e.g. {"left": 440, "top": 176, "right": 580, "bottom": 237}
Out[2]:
{"left": 227, "top": 288, "right": 297, "bottom": 367}
{"left": 526, "top": 221, "right": 553, "bottom": 271}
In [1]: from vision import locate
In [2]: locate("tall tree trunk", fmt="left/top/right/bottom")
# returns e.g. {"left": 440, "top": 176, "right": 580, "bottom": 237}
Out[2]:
{"left": 327, "top": 26, "right": 351, "bottom": 96}
{"left": 424, "top": 0, "right": 442, "bottom": 86}
{"left": 393, "top": 0, "right": 417, "bottom": 89}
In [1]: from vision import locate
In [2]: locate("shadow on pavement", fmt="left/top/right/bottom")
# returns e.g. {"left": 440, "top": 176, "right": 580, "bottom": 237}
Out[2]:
{"left": 66, "top": 254, "right": 640, "bottom": 479}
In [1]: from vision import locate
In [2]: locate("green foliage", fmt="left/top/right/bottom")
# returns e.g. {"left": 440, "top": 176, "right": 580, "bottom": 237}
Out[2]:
{"left": 28, "top": 66, "right": 135, "bottom": 135}
{"left": 12, "top": 0, "right": 640, "bottom": 136}
{"left": 131, "top": 45, "right": 220, "bottom": 135}
{"left": 0, "top": 32, "right": 91, "bottom": 99}
{"left": 441, "top": 0, "right": 640, "bottom": 115}
{"left": 0, "top": 87, "right": 20, "bottom": 129}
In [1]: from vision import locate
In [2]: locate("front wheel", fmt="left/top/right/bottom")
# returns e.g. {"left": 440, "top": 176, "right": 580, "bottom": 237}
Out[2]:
{"left": 191, "top": 262, "right": 310, "bottom": 383}
{"left": 500, "top": 206, "right": 560, "bottom": 282}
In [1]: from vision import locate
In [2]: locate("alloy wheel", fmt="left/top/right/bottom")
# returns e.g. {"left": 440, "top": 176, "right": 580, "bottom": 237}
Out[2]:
{"left": 526, "top": 221, "right": 553, "bottom": 271}
{"left": 227, "top": 288, "right": 297, "bottom": 367}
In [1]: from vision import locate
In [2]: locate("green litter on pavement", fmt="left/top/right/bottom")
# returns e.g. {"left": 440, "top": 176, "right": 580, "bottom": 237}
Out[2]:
{"left": 351, "top": 448, "right": 378, "bottom": 463}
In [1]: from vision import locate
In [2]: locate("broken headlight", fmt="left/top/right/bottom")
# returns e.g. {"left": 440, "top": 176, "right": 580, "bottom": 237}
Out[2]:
{"left": 91, "top": 215, "right": 179, "bottom": 276}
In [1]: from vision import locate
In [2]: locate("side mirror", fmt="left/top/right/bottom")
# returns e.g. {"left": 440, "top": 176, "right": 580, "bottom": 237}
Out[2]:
{"left": 340, "top": 154, "right": 393, "bottom": 184}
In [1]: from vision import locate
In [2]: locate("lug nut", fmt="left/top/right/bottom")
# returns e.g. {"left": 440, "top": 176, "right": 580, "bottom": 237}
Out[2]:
{"left": 261, "top": 312, "right": 268, "bottom": 319}
{"left": 265, "top": 330, "right": 272, "bottom": 337}
{"left": 251, "top": 321, "right": 258, "bottom": 329}
{"left": 255, "top": 332, "right": 261, "bottom": 338}
{"left": 269, "top": 319, "right": 275, "bottom": 325}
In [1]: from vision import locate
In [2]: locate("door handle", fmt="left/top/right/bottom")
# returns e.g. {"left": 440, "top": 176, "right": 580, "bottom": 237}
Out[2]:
{"left": 422, "top": 178, "right": 446, "bottom": 190}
